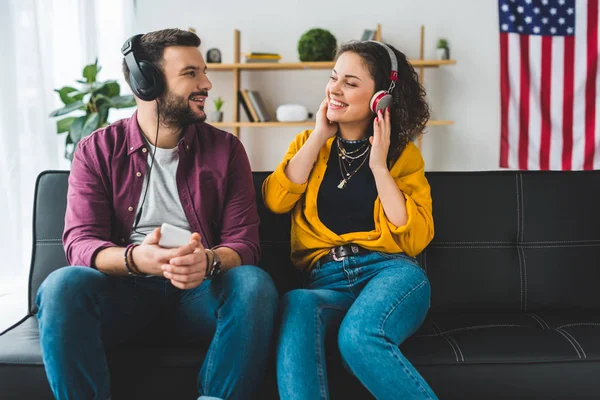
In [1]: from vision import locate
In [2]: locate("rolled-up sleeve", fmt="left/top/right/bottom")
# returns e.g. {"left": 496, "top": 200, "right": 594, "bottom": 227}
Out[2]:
{"left": 216, "top": 140, "right": 260, "bottom": 266}
{"left": 262, "top": 130, "right": 310, "bottom": 214}
{"left": 63, "top": 142, "right": 115, "bottom": 267}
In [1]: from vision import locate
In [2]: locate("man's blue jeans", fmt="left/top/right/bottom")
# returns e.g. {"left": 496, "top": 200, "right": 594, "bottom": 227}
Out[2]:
{"left": 276, "top": 252, "right": 437, "bottom": 400}
{"left": 36, "top": 265, "right": 279, "bottom": 400}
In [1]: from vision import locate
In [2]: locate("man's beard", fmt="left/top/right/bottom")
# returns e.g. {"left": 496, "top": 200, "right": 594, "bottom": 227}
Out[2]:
{"left": 157, "top": 90, "right": 207, "bottom": 129}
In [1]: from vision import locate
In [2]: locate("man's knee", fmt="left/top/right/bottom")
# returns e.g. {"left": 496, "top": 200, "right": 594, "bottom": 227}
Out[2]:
{"left": 223, "top": 265, "right": 278, "bottom": 312}
{"left": 36, "top": 266, "right": 104, "bottom": 315}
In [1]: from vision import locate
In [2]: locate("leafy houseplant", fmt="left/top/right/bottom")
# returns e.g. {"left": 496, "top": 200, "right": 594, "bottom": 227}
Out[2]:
{"left": 210, "top": 96, "right": 224, "bottom": 122}
{"left": 297, "top": 28, "right": 337, "bottom": 62}
{"left": 436, "top": 39, "right": 450, "bottom": 60}
{"left": 49, "top": 59, "right": 136, "bottom": 160}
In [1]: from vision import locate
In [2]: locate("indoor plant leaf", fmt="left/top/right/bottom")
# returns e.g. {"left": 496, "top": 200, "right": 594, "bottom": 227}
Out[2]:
{"left": 81, "top": 112, "right": 100, "bottom": 140}
{"left": 56, "top": 116, "right": 76, "bottom": 133}
{"left": 110, "top": 95, "right": 136, "bottom": 108}
{"left": 82, "top": 59, "right": 101, "bottom": 83}
{"left": 49, "top": 100, "right": 85, "bottom": 117}
{"left": 68, "top": 115, "right": 87, "bottom": 143}
{"left": 55, "top": 87, "right": 84, "bottom": 105}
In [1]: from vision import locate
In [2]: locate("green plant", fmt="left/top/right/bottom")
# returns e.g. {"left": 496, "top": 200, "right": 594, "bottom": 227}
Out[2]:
{"left": 298, "top": 28, "right": 337, "bottom": 62}
{"left": 437, "top": 39, "right": 449, "bottom": 49}
{"left": 214, "top": 96, "right": 224, "bottom": 112}
{"left": 49, "top": 59, "right": 136, "bottom": 160}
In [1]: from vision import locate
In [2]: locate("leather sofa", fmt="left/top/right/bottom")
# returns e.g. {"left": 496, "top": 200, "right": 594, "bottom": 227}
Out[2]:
{"left": 1, "top": 170, "right": 599, "bottom": 399}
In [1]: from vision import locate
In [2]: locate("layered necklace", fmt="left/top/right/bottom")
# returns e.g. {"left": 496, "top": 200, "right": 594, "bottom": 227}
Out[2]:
{"left": 336, "top": 135, "right": 371, "bottom": 189}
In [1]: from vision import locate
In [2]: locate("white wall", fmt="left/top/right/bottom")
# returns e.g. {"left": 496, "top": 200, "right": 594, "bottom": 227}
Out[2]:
{"left": 134, "top": 0, "right": 501, "bottom": 171}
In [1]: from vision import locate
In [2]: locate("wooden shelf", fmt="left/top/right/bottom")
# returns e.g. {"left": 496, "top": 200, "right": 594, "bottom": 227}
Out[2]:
{"left": 210, "top": 120, "right": 454, "bottom": 128}
{"left": 208, "top": 60, "right": 456, "bottom": 71}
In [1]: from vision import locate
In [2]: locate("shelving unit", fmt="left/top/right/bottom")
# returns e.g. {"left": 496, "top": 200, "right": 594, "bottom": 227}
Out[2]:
{"left": 207, "top": 24, "right": 456, "bottom": 147}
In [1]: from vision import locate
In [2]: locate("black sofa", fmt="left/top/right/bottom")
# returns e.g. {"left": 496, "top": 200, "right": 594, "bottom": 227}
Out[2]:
{"left": 1, "top": 170, "right": 599, "bottom": 399}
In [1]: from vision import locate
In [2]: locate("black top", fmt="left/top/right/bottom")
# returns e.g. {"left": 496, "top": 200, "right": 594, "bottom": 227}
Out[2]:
{"left": 317, "top": 136, "right": 378, "bottom": 235}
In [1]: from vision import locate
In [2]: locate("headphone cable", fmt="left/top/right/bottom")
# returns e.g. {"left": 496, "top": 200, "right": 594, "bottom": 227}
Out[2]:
{"left": 132, "top": 100, "right": 160, "bottom": 235}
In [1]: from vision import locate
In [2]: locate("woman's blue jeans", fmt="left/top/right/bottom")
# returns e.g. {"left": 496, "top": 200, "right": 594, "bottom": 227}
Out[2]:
{"left": 276, "top": 252, "right": 437, "bottom": 400}
{"left": 36, "top": 265, "right": 278, "bottom": 400}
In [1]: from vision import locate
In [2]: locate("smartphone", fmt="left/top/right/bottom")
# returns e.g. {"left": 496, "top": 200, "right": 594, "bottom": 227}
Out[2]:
{"left": 158, "top": 223, "right": 192, "bottom": 248}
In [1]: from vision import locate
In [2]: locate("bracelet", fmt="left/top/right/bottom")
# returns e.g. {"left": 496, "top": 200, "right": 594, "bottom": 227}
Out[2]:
{"left": 204, "top": 249, "right": 213, "bottom": 276}
{"left": 124, "top": 244, "right": 136, "bottom": 275}
{"left": 128, "top": 244, "right": 141, "bottom": 275}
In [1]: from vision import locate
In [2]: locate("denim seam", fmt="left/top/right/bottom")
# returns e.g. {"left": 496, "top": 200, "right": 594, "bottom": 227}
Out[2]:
{"left": 315, "top": 305, "right": 345, "bottom": 400}
{"left": 378, "top": 280, "right": 436, "bottom": 397}
{"left": 203, "top": 300, "right": 222, "bottom": 393}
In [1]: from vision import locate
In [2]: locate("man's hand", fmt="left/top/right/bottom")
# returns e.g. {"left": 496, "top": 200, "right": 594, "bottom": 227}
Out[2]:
{"left": 161, "top": 232, "right": 208, "bottom": 289}
{"left": 131, "top": 228, "right": 198, "bottom": 278}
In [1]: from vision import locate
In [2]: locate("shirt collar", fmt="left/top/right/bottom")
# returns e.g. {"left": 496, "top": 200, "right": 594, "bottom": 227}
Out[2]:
{"left": 126, "top": 110, "right": 201, "bottom": 155}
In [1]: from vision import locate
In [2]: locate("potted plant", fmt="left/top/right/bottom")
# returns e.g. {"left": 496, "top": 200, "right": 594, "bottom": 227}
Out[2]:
{"left": 49, "top": 59, "right": 136, "bottom": 160}
{"left": 210, "top": 97, "right": 224, "bottom": 122}
{"left": 436, "top": 39, "right": 450, "bottom": 60}
{"left": 298, "top": 28, "right": 337, "bottom": 62}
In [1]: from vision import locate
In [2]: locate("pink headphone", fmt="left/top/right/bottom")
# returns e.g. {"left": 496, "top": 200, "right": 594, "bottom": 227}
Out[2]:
{"left": 368, "top": 41, "right": 399, "bottom": 114}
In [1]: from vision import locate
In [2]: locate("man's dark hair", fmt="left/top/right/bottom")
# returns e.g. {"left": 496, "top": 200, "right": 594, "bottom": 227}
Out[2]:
{"left": 122, "top": 28, "right": 201, "bottom": 87}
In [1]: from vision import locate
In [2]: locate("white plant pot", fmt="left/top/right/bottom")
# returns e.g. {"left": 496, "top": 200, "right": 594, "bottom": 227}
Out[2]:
{"left": 209, "top": 111, "right": 223, "bottom": 122}
{"left": 436, "top": 47, "right": 449, "bottom": 60}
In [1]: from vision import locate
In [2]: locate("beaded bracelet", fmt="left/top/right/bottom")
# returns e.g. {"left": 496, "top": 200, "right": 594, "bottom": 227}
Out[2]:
{"left": 124, "top": 243, "right": 139, "bottom": 276}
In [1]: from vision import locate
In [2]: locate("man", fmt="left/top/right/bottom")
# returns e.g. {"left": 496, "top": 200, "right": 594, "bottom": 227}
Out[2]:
{"left": 35, "top": 28, "right": 278, "bottom": 400}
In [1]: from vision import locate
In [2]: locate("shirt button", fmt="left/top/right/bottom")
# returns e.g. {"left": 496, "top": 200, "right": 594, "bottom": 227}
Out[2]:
{"left": 128, "top": 206, "right": 134, "bottom": 212}
{"left": 186, "top": 145, "right": 190, "bottom": 151}
{"left": 142, "top": 148, "right": 147, "bottom": 153}
{"left": 136, "top": 172, "right": 142, "bottom": 177}
{"left": 130, "top": 146, "right": 134, "bottom": 151}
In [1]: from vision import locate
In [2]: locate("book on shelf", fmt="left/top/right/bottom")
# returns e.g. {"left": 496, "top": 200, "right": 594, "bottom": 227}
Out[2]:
{"left": 238, "top": 90, "right": 259, "bottom": 122}
{"left": 244, "top": 52, "right": 281, "bottom": 63}
{"left": 245, "top": 89, "right": 271, "bottom": 122}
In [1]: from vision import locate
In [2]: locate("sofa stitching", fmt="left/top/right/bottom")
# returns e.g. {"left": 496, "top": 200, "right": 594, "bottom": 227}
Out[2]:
{"left": 557, "top": 322, "right": 600, "bottom": 329}
{"left": 516, "top": 174, "right": 524, "bottom": 312}
{"left": 446, "top": 335, "right": 465, "bottom": 362}
{"left": 428, "top": 244, "right": 600, "bottom": 249}
{"left": 36, "top": 239, "right": 62, "bottom": 242}
{"left": 528, "top": 314, "right": 547, "bottom": 330}
{"left": 557, "top": 328, "right": 587, "bottom": 359}
{"left": 35, "top": 243, "right": 63, "bottom": 246}
{"left": 416, "top": 324, "right": 527, "bottom": 337}
{"left": 531, "top": 313, "right": 551, "bottom": 329}
{"left": 433, "top": 239, "right": 600, "bottom": 245}
{"left": 554, "top": 328, "right": 582, "bottom": 359}
{"left": 431, "top": 320, "right": 461, "bottom": 363}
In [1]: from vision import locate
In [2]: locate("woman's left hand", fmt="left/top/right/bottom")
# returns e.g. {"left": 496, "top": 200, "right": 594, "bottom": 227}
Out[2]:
{"left": 369, "top": 107, "right": 391, "bottom": 171}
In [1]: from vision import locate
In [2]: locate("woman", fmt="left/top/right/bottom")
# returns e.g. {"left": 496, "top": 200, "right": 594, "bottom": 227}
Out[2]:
{"left": 262, "top": 40, "right": 437, "bottom": 400}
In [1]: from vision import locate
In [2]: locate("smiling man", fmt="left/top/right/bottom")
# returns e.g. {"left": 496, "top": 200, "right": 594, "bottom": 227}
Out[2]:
{"left": 35, "top": 29, "right": 278, "bottom": 400}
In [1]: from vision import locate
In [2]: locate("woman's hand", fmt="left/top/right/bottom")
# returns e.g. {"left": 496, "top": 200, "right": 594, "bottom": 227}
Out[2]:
{"left": 369, "top": 107, "right": 391, "bottom": 171}
{"left": 313, "top": 98, "right": 338, "bottom": 143}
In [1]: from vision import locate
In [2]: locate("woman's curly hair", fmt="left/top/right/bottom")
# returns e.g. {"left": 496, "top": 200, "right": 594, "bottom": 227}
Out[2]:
{"left": 335, "top": 41, "right": 430, "bottom": 167}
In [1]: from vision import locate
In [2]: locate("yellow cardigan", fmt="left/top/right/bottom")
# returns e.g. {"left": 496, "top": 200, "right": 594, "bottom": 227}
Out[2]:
{"left": 262, "top": 129, "right": 434, "bottom": 271}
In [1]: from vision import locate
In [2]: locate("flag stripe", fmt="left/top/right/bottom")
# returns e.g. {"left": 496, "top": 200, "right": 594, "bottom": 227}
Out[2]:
{"left": 540, "top": 36, "right": 553, "bottom": 170}
{"left": 500, "top": 32, "right": 510, "bottom": 168}
{"left": 529, "top": 35, "right": 543, "bottom": 170}
{"left": 550, "top": 38, "right": 565, "bottom": 170}
{"left": 519, "top": 35, "right": 531, "bottom": 169}
{"left": 562, "top": 35, "right": 576, "bottom": 170}
{"left": 585, "top": 0, "right": 599, "bottom": 169}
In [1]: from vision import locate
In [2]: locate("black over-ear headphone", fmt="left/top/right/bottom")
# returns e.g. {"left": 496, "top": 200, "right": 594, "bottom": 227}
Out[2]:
{"left": 121, "top": 34, "right": 165, "bottom": 101}
{"left": 367, "top": 41, "right": 399, "bottom": 114}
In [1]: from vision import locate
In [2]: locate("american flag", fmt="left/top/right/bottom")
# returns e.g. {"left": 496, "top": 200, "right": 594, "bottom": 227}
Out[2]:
{"left": 499, "top": 0, "right": 600, "bottom": 170}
